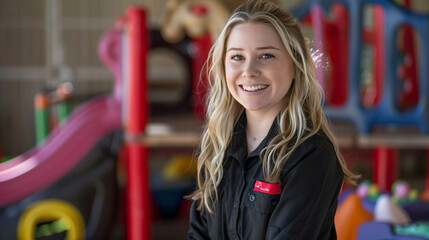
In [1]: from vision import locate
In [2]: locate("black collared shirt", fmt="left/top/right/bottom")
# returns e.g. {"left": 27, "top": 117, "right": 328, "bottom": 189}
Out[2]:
{"left": 188, "top": 114, "right": 344, "bottom": 240}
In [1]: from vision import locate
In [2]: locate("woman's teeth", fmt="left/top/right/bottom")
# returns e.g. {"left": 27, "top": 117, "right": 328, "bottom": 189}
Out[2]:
{"left": 242, "top": 85, "right": 268, "bottom": 92}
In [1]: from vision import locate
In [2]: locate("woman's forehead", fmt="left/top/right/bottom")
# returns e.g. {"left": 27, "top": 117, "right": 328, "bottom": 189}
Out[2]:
{"left": 226, "top": 22, "right": 284, "bottom": 49}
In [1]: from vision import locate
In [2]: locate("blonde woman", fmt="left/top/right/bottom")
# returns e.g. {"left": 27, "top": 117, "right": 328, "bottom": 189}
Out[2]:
{"left": 188, "top": 0, "right": 359, "bottom": 239}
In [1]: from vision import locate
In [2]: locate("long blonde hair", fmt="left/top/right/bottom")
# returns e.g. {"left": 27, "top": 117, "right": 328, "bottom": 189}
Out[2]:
{"left": 190, "top": 0, "right": 359, "bottom": 213}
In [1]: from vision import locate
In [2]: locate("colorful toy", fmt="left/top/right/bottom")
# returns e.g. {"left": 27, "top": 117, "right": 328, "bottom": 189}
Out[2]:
{"left": 392, "top": 179, "right": 420, "bottom": 204}
{"left": 374, "top": 194, "right": 411, "bottom": 225}
{"left": 335, "top": 193, "right": 374, "bottom": 240}
{"left": 161, "top": 155, "right": 197, "bottom": 180}
{"left": 356, "top": 180, "right": 381, "bottom": 212}
{"left": 18, "top": 199, "right": 85, "bottom": 240}
{"left": 393, "top": 180, "right": 410, "bottom": 199}
{"left": 34, "top": 92, "right": 50, "bottom": 144}
{"left": 339, "top": 180, "right": 429, "bottom": 240}
{"left": 34, "top": 82, "right": 73, "bottom": 144}
{"left": 356, "top": 180, "right": 371, "bottom": 198}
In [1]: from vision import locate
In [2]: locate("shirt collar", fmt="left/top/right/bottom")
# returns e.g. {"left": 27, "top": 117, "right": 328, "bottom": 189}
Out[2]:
{"left": 227, "top": 113, "right": 280, "bottom": 160}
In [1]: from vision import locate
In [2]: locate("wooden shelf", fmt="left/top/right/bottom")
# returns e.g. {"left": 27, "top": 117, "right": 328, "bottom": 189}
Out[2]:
{"left": 125, "top": 115, "right": 429, "bottom": 149}
{"left": 358, "top": 134, "right": 429, "bottom": 149}
{"left": 125, "top": 113, "right": 203, "bottom": 148}
{"left": 128, "top": 131, "right": 200, "bottom": 148}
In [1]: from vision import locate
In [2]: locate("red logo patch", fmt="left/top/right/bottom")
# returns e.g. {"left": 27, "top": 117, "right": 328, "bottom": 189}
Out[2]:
{"left": 253, "top": 180, "right": 281, "bottom": 194}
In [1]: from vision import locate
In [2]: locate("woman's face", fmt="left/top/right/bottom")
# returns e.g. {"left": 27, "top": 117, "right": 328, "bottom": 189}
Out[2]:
{"left": 225, "top": 22, "right": 294, "bottom": 116}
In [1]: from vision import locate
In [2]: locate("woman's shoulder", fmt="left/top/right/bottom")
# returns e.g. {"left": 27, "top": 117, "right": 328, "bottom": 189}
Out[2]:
{"left": 296, "top": 130, "right": 335, "bottom": 155}
{"left": 281, "top": 131, "right": 340, "bottom": 176}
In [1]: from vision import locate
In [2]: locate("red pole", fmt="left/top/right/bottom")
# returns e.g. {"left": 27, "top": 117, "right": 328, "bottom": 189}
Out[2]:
{"left": 374, "top": 147, "right": 397, "bottom": 192}
{"left": 190, "top": 3, "right": 212, "bottom": 120}
{"left": 126, "top": 6, "right": 151, "bottom": 240}
{"left": 192, "top": 33, "right": 212, "bottom": 120}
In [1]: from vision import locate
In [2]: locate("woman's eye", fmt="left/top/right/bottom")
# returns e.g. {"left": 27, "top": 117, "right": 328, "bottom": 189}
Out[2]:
{"left": 260, "top": 54, "right": 274, "bottom": 59}
{"left": 231, "top": 55, "right": 244, "bottom": 61}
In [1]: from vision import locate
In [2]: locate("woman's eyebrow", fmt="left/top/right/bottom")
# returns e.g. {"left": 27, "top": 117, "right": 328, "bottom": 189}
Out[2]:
{"left": 226, "top": 46, "right": 281, "bottom": 52}
{"left": 226, "top": 47, "right": 242, "bottom": 52}
{"left": 256, "top": 46, "right": 281, "bottom": 51}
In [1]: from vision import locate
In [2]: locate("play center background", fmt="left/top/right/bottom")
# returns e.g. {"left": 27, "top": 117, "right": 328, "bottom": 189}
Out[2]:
{"left": 1, "top": 0, "right": 429, "bottom": 239}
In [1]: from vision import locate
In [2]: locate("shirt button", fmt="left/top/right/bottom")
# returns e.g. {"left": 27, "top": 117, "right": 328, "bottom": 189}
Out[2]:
{"left": 249, "top": 194, "right": 256, "bottom": 201}
{"left": 233, "top": 201, "right": 238, "bottom": 207}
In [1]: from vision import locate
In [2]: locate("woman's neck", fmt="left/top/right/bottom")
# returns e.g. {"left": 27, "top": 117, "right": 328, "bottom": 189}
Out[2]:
{"left": 245, "top": 110, "right": 278, "bottom": 154}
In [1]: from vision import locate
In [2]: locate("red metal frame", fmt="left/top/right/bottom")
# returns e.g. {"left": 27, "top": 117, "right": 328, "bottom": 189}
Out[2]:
{"left": 308, "top": 3, "right": 349, "bottom": 107}
{"left": 126, "top": 7, "right": 151, "bottom": 240}
{"left": 397, "top": 0, "right": 419, "bottom": 109}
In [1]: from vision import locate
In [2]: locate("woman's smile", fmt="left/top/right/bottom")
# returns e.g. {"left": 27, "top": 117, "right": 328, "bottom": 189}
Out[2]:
{"left": 240, "top": 84, "right": 269, "bottom": 92}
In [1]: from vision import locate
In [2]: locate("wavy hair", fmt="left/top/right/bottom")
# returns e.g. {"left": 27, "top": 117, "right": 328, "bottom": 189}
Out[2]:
{"left": 190, "top": 0, "right": 359, "bottom": 213}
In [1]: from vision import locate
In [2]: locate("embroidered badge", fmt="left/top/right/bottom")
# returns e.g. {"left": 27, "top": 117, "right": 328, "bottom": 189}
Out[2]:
{"left": 253, "top": 180, "right": 281, "bottom": 194}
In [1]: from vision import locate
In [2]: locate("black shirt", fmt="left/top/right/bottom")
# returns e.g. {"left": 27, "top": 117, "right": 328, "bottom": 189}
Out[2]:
{"left": 188, "top": 114, "right": 344, "bottom": 240}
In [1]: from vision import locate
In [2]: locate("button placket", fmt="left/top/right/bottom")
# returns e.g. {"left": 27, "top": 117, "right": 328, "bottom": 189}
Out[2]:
{"left": 229, "top": 158, "right": 246, "bottom": 240}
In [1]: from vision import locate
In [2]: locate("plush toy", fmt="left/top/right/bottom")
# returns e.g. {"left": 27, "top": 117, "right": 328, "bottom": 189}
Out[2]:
{"left": 161, "top": 0, "right": 229, "bottom": 43}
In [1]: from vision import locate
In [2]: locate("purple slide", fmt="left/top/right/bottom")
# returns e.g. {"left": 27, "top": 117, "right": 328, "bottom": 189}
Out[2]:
{"left": 0, "top": 96, "right": 122, "bottom": 207}
{"left": 0, "top": 28, "right": 124, "bottom": 208}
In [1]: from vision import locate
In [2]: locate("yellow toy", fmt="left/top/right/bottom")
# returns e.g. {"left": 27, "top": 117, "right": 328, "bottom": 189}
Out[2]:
{"left": 161, "top": 155, "right": 197, "bottom": 180}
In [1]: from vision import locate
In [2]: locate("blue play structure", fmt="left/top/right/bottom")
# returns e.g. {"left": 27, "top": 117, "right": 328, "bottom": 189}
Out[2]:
{"left": 292, "top": 0, "right": 429, "bottom": 239}
{"left": 292, "top": 0, "right": 429, "bottom": 133}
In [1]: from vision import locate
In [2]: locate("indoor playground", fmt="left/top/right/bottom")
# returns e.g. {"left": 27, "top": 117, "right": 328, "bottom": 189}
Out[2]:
{"left": 0, "top": 0, "right": 429, "bottom": 239}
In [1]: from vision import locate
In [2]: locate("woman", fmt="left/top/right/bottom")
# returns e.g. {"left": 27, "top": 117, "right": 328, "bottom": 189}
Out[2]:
{"left": 188, "top": 0, "right": 359, "bottom": 239}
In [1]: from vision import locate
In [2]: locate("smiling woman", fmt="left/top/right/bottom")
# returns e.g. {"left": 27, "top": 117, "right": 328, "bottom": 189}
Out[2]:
{"left": 187, "top": 0, "right": 360, "bottom": 239}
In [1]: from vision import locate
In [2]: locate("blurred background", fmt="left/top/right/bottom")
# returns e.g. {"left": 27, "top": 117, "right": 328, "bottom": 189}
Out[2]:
{"left": 1, "top": 0, "right": 429, "bottom": 239}
{"left": 0, "top": 0, "right": 307, "bottom": 156}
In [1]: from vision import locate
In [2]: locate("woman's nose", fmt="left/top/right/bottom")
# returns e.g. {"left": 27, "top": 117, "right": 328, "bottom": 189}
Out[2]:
{"left": 242, "top": 59, "right": 259, "bottom": 78}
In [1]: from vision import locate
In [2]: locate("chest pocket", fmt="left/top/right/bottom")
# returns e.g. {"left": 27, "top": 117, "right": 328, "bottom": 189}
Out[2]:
{"left": 244, "top": 189, "right": 280, "bottom": 215}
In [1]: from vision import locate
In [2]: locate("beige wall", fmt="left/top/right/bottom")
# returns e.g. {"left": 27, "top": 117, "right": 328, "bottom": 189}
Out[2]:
{"left": 0, "top": 0, "right": 428, "bottom": 155}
